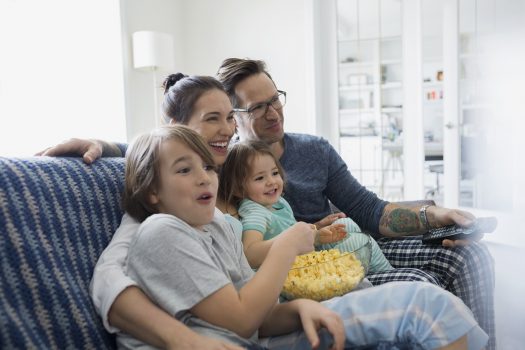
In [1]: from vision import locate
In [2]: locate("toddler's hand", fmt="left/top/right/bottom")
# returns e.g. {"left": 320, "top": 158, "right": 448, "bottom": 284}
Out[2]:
{"left": 315, "top": 224, "right": 347, "bottom": 245}
{"left": 314, "top": 213, "right": 346, "bottom": 229}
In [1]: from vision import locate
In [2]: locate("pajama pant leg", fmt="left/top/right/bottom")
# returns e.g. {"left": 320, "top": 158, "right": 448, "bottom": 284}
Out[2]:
{"left": 375, "top": 237, "right": 496, "bottom": 350}
{"left": 262, "top": 282, "right": 488, "bottom": 350}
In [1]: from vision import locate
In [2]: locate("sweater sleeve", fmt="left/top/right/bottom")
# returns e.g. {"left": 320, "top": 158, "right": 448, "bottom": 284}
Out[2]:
{"left": 280, "top": 134, "right": 388, "bottom": 235}
{"left": 323, "top": 140, "right": 389, "bottom": 234}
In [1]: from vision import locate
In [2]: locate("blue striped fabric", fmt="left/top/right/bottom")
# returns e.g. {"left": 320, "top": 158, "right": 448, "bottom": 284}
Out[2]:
{"left": 0, "top": 157, "right": 125, "bottom": 349}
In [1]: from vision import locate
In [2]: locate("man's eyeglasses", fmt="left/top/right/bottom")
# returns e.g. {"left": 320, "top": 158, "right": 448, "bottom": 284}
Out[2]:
{"left": 234, "top": 90, "right": 287, "bottom": 120}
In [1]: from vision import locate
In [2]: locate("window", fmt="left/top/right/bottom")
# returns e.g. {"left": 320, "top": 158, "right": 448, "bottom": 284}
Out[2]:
{"left": 0, "top": 0, "right": 126, "bottom": 156}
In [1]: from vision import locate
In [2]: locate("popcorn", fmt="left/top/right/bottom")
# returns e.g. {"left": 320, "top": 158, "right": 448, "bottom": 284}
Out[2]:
{"left": 282, "top": 249, "right": 365, "bottom": 301}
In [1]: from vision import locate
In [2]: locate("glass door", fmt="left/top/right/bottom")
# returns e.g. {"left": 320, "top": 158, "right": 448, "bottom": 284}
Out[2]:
{"left": 421, "top": 0, "right": 445, "bottom": 205}
{"left": 335, "top": 0, "right": 403, "bottom": 200}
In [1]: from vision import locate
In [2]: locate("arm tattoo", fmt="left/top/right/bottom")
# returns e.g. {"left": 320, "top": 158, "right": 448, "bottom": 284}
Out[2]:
{"left": 380, "top": 207, "right": 422, "bottom": 234}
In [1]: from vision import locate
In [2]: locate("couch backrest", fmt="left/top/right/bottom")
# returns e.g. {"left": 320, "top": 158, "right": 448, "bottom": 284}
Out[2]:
{"left": 0, "top": 157, "right": 125, "bottom": 349}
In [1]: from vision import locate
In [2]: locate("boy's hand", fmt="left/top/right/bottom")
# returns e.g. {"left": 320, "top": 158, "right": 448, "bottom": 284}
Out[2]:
{"left": 296, "top": 299, "right": 345, "bottom": 350}
{"left": 279, "top": 222, "right": 316, "bottom": 256}
{"left": 314, "top": 213, "right": 346, "bottom": 229}
{"left": 315, "top": 224, "right": 347, "bottom": 246}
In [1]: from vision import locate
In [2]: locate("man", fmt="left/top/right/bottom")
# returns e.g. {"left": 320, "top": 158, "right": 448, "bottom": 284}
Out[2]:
{"left": 216, "top": 58, "right": 495, "bottom": 349}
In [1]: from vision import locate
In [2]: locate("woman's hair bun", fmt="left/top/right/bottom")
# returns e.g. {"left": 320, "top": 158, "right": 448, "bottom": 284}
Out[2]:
{"left": 162, "top": 73, "right": 187, "bottom": 94}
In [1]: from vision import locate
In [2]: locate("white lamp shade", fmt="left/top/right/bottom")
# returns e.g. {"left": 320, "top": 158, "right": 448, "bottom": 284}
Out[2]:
{"left": 132, "top": 31, "right": 175, "bottom": 71}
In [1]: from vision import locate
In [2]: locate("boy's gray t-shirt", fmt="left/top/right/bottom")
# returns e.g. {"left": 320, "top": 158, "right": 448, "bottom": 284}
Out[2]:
{"left": 117, "top": 211, "right": 256, "bottom": 349}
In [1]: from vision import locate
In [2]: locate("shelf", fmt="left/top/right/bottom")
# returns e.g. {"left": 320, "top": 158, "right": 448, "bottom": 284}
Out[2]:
{"left": 381, "top": 82, "right": 402, "bottom": 89}
{"left": 339, "top": 108, "right": 375, "bottom": 115}
{"left": 423, "top": 56, "right": 443, "bottom": 63}
{"left": 339, "top": 61, "right": 375, "bottom": 68}
{"left": 339, "top": 59, "right": 401, "bottom": 67}
{"left": 381, "top": 59, "right": 402, "bottom": 65}
{"left": 337, "top": 36, "right": 401, "bottom": 44}
{"left": 461, "top": 104, "right": 493, "bottom": 110}
{"left": 339, "top": 84, "right": 375, "bottom": 92}
{"left": 382, "top": 107, "right": 403, "bottom": 113}
{"left": 339, "top": 133, "right": 380, "bottom": 138}
{"left": 422, "top": 81, "right": 443, "bottom": 88}
{"left": 339, "top": 82, "right": 402, "bottom": 92}
{"left": 339, "top": 107, "right": 402, "bottom": 115}
{"left": 459, "top": 53, "right": 490, "bottom": 60}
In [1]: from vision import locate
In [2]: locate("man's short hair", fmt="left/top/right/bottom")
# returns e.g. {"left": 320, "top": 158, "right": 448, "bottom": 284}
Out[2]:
{"left": 216, "top": 58, "right": 274, "bottom": 108}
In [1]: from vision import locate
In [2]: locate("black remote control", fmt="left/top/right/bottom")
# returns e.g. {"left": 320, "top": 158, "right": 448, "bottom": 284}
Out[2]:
{"left": 421, "top": 217, "right": 498, "bottom": 244}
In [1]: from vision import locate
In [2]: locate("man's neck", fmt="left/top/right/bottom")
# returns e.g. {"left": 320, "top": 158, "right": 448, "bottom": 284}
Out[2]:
{"left": 270, "top": 139, "right": 285, "bottom": 160}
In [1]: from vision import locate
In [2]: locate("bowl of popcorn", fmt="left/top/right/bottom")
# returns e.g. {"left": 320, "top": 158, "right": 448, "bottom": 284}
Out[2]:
{"left": 282, "top": 234, "right": 372, "bottom": 301}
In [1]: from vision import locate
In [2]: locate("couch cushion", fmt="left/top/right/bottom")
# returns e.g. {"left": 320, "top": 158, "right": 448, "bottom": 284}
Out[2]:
{"left": 0, "top": 157, "right": 125, "bottom": 349}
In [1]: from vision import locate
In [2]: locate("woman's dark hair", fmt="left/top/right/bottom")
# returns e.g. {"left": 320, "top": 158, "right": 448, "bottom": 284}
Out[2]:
{"left": 218, "top": 140, "right": 285, "bottom": 210}
{"left": 216, "top": 58, "right": 275, "bottom": 108}
{"left": 161, "top": 73, "right": 225, "bottom": 124}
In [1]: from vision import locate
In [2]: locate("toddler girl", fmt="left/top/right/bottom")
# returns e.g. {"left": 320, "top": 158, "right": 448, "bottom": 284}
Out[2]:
{"left": 219, "top": 140, "right": 393, "bottom": 272}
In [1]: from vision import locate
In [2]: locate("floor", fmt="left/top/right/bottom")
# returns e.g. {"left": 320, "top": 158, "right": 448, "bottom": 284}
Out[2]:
{"left": 486, "top": 241, "right": 525, "bottom": 349}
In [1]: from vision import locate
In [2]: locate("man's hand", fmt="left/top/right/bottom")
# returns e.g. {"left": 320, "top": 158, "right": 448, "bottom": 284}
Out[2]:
{"left": 314, "top": 213, "right": 346, "bottom": 229}
{"left": 426, "top": 206, "right": 483, "bottom": 247}
{"left": 315, "top": 224, "right": 347, "bottom": 246}
{"left": 296, "top": 299, "right": 345, "bottom": 350}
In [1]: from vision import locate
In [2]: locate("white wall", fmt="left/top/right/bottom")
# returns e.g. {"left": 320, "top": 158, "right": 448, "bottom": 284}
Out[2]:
{"left": 120, "top": 0, "right": 184, "bottom": 141}
{"left": 0, "top": 0, "right": 126, "bottom": 156}
{"left": 120, "top": 0, "right": 318, "bottom": 141}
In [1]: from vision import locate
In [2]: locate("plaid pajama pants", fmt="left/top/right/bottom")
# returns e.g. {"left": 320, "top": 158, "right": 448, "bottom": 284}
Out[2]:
{"left": 367, "top": 237, "right": 495, "bottom": 350}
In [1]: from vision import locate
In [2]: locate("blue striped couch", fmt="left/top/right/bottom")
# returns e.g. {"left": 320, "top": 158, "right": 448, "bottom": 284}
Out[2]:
{"left": 0, "top": 157, "right": 125, "bottom": 349}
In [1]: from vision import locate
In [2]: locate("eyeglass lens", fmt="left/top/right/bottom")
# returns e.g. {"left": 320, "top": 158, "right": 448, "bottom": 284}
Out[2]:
{"left": 250, "top": 92, "right": 286, "bottom": 119}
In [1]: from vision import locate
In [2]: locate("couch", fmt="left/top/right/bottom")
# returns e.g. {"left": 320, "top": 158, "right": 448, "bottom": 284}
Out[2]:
{"left": 0, "top": 157, "right": 125, "bottom": 349}
{"left": 0, "top": 156, "right": 492, "bottom": 350}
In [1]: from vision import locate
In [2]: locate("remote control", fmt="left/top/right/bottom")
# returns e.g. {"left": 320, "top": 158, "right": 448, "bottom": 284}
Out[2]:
{"left": 421, "top": 217, "right": 498, "bottom": 244}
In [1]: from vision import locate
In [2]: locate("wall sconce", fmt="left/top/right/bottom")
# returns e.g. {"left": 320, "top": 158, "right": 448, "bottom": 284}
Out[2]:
{"left": 132, "top": 31, "right": 175, "bottom": 127}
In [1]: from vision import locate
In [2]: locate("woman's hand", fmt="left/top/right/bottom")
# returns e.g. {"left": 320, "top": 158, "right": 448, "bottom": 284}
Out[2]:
{"left": 315, "top": 224, "right": 347, "bottom": 246}
{"left": 314, "top": 213, "right": 346, "bottom": 229}
{"left": 296, "top": 299, "right": 345, "bottom": 350}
